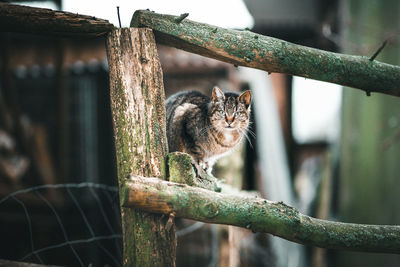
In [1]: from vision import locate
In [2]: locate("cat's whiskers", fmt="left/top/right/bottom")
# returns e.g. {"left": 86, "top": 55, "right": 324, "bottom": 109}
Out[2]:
{"left": 199, "top": 125, "right": 216, "bottom": 136}
{"left": 237, "top": 128, "right": 253, "bottom": 149}
{"left": 247, "top": 128, "right": 256, "bottom": 139}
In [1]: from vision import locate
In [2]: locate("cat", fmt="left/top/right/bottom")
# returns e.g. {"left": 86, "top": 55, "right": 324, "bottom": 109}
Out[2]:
{"left": 166, "top": 86, "right": 252, "bottom": 176}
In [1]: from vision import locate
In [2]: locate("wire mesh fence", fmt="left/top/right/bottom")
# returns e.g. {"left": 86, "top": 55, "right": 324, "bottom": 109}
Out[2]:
{"left": 0, "top": 183, "right": 122, "bottom": 266}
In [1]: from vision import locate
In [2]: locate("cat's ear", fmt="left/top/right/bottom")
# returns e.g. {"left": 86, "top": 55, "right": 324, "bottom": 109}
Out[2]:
{"left": 212, "top": 86, "right": 225, "bottom": 101}
{"left": 239, "top": 90, "right": 252, "bottom": 109}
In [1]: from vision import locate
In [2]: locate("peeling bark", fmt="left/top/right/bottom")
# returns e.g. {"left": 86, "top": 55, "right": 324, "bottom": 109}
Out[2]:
{"left": 123, "top": 176, "right": 400, "bottom": 254}
{"left": 131, "top": 10, "right": 400, "bottom": 97}
{"left": 106, "top": 28, "right": 176, "bottom": 266}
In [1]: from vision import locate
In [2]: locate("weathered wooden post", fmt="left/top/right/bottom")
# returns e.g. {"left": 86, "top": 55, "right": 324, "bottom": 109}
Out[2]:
{"left": 106, "top": 28, "right": 176, "bottom": 266}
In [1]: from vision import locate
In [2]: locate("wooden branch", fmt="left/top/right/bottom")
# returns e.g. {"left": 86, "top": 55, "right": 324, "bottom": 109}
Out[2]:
{"left": 131, "top": 10, "right": 400, "bottom": 97}
{"left": 106, "top": 28, "right": 175, "bottom": 266}
{"left": 123, "top": 175, "right": 400, "bottom": 254}
{"left": 0, "top": 3, "right": 114, "bottom": 37}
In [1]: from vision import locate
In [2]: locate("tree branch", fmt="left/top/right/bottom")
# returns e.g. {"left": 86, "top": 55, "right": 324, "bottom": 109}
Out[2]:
{"left": 131, "top": 10, "right": 400, "bottom": 97}
{"left": 123, "top": 175, "right": 400, "bottom": 254}
{"left": 0, "top": 3, "right": 114, "bottom": 37}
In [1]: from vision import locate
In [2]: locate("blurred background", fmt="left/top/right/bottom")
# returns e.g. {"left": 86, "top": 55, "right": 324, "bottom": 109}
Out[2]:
{"left": 0, "top": 0, "right": 399, "bottom": 266}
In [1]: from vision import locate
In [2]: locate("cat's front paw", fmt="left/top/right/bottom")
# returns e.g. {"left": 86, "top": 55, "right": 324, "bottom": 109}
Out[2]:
{"left": 190, "top": 160, "right": 217, "bottom": 190}
{"left": 199, "top": 162, "right": 206, "bottom": 170}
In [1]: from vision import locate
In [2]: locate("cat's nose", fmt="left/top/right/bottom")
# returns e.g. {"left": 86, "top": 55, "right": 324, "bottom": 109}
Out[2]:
{"left": 226, "top": 115, "right": 234, "bottom": 125}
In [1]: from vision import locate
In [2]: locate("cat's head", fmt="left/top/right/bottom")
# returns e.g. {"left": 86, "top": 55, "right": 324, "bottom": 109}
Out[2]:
{"left": 209, "top": 86, "right": 252, "bottom": 132}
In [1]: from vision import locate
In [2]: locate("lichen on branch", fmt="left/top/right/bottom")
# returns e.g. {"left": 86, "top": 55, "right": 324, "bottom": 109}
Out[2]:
{"left": 124, "top": 175, "right": 400, "bottom": 254}
{"left": 131, "top": 10, "right": 400, "bottom": 97}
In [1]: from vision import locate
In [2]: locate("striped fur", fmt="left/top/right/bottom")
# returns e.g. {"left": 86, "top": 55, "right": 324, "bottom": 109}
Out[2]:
{"left": 166, "top": 86, "right": 251, "bottom": 174}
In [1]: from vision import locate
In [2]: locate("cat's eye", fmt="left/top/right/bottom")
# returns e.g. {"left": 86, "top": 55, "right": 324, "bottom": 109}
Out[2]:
{"left": 237, "top": 112, "right": 246, "bottom": 119}
{"left": 219, "top": 110, "right": 225, "bottom": 116}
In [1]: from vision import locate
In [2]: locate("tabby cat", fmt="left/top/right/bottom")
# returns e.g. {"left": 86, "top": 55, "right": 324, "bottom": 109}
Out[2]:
{"left": 166, "top": 86, "right": 252, "bottom": 175}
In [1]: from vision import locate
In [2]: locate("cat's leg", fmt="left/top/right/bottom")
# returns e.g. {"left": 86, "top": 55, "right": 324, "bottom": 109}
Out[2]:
{"left": 194, "top": 158, "right": 208, "bottom": 178}
{"left": 198, "top": 159, "right": 220, "bottom": 192}
{"left": 204, "top": 158, "right": 217, "bottom": 176}
{"left": 192, "top": 158, "right": 202, "bottom": 177}
{"left": 189, "top": 145, "right": 205, "bottom": 173}
{"left": 199, "top": 161, "right": 208, "bottom": 171}
{"left": 191, "top": 145, "right": 215, "bottom": 177}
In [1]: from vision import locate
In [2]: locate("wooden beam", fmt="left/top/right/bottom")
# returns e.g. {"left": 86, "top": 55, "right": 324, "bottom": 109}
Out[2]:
{"left": 106, "top": 28, "right": 176, "bottom": 266}
{"left": 131, "top": 10, "right": 400, "bottom": 97}
{"left": 0, "top": 3, "right": 114, "bottom": 37}
{"left": 123, "top": 175, "right": 400, "bottom": 254}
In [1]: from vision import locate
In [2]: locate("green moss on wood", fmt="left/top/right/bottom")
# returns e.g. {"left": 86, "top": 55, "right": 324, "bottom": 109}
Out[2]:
{"left": 125, "top": 177, "right": 400, "bottom": 253}
{"left": 166, "top": 152, "right": 221, "bottom": 191}
{"left": 107, "top": 28, "right": 175, "bottom": 266}
{"left": 200, "top": 202, "right": 219, "bottom": 218}
{"left": 167, "top": 152, "right": 196, "bottom": 185}
{"left": 131, "top": 10, "right": 400, "bottom": 97}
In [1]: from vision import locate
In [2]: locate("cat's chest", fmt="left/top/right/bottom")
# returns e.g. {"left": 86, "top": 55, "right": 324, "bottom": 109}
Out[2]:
{"left": 203, "top": 130, "right": 241, "bottom": 163}
{"left": 214, "top": 130, "right": 241, "bottom": 148}
{"left": 221, "top": 131, "right": 237, "bottom": 143}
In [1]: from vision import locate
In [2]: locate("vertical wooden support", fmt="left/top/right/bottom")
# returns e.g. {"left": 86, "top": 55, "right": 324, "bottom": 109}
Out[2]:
{"left": 106, "top": 28, "right": 176, "bottom": 266}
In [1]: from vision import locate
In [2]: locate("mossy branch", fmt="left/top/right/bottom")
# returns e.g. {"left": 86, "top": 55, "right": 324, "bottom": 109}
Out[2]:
{"left": 123, "top": 175, "right": 400, "bottom": 254}
{"left": 166, "top": 152, "right": 221, "bottom": 192}
{"left": 131, "top": 10, "right": 400, "bottom": 97}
